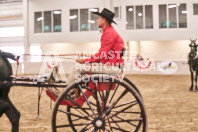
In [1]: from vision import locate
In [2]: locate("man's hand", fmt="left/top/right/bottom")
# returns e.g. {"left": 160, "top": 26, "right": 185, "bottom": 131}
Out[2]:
{"left": 76, "top": 58, "right": 85, "bottom": 64}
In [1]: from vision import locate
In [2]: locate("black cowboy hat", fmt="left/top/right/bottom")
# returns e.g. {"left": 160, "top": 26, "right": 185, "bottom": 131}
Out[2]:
{"left": 93, "top": 8, "right": 117, "bottom": 24}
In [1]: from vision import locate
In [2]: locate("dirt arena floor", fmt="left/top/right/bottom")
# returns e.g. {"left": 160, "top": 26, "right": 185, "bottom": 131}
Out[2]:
{"left": 0, "top": 75, "right": 198, "bottom": 132}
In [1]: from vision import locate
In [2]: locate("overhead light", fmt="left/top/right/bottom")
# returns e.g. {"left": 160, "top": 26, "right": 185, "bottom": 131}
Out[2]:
{"left": 182, "top": 11, "right": 188, "bottom": 14}
{"left": 54, "top": 11, "right": 61, "bottom": 14}
{"left": 88, "top": 20, "right": 95, "bottom": 23}
{"left": 138, "top": 13, "right": 142, "bottom": 16}
{"left": 126, "top": 22, "right": 128, "bottom": 24}
{"left": 128, "top": 8, "right": 133, "bottom": 12}
{"left": 37, "top": 17, "right": 43, "bottom": 21}
{"left": 69, "top": 15, "right": 77, "bottom": 19}
{"left": 177, "top": 4, "right": 180, "bottom": 6}
{"left": 89, "top": 8, "right": 98, "bottom": 12}
{"left": 168, "top": 5, "right": 177, "bottom": 8}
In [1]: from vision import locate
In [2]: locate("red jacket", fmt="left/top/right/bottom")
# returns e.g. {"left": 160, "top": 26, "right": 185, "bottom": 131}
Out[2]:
{"left": 84, "top": 26, "right": 124, "bottom": 66}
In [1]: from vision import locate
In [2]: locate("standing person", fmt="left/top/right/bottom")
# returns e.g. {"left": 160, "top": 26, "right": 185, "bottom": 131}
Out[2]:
{"left": 68, "top": 8, "right": 125, "bottom": 84}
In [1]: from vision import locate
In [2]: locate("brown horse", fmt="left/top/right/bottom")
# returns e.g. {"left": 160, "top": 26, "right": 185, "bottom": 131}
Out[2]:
{"left": 0, "top": 54, "right": 20, "bottom": 132}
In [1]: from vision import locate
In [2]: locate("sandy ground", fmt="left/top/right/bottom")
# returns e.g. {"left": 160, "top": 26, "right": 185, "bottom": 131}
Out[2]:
{"left": 0, "top": 75, "right": 198, "bottom": 132}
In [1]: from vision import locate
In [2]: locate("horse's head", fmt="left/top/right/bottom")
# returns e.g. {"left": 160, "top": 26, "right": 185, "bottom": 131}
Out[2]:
{"left": 189, "top": 39, "right": 197, "bottom": 47}
{"left": 0, "top": 54, "right": 13, "bottom": 77}
{"left": 188, "top": 39, "right": 197, "bottom": 57}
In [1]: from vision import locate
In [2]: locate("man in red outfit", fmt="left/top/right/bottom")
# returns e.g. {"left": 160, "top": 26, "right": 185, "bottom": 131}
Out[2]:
{"left": 68, "top": 8, "right": 124, "bottom": 84}
{"left": 76, "top": 8, "right": 124, "bottom": 66}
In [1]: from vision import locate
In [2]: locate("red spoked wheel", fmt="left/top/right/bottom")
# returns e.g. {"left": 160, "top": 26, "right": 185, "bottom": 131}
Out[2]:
{"left": 52, "top": 75, "right": 147, "bottom": 132}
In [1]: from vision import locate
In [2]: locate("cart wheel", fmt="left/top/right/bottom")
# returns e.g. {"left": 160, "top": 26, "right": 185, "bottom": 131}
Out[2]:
{"left": 123, "top": 77, "right": 142, "bottom": 98}
{"left": 52, "top": 76, "right": 147, "bottom": 132}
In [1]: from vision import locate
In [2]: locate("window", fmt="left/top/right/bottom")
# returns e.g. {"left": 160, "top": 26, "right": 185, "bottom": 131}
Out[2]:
{"left": 53, "top": 10, "right": 61, "bottom": 32}
{"left": 194, "top": 4, "right": 198, "bottom": 15}
{"left": 90, "top": 8, "right": 99, "bottom": 31}
{"left": 136, "top": 6, "right": 143, "bottom": 29}
{"left": 126, "top": 5, "right": 153, "bottom": 30}
{"left": 168, "top": 4, "right": 177, "bottom": 28}
{"left": 34, "top": 12, "right": 42, "bottom": 33}
{"left": 35, "top": 10, "right": 61, "bottom": 33}
{"left": 126, "top": 6, "right": 134, "bottom": 29}
{"left": 70, "top": 9, "right": 78, "bottom": 32}
{"left": 44, "top": 11, "right": 51, "bottom": 32}
{"left": 70, "top": 8, "right": 99, "bottom": 32}
{"left": 80, "top": 9, "right": 89, "bottom": 31}
{"left": 114, "top": 7, "right": 121, "bottom": 18}
{"left": 178, "top": 4, "right": 187, "bottom": 28}
{"left": 145, "top": 5, "right": 153, "bottom": 29}
{"left": 159, "top": 5, "right": 167, "bottom": 28}
{"left": 159, "top": 4, "right": 187, "bottom": 29}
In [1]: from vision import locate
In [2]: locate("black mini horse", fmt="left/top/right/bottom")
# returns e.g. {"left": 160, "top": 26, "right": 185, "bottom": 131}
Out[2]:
{"left": 188, "top": 39, "right": 198, "bottom": 91}
{"left": 0, "top": 54, "right": 20, "bottom": 131}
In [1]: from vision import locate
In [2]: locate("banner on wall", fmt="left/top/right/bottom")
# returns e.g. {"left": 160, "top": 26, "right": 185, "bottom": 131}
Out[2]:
{"left": 133, "top": 60, "right": 178, "bottom": 74}
{"left": 159, "top": 61, "right": 178, "bottom": 74}
{"left": 133, "top": 60, "right": 153, "bottom": 72}
{"left": 134, "top": 61, "right": 152, "bottom": 70}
